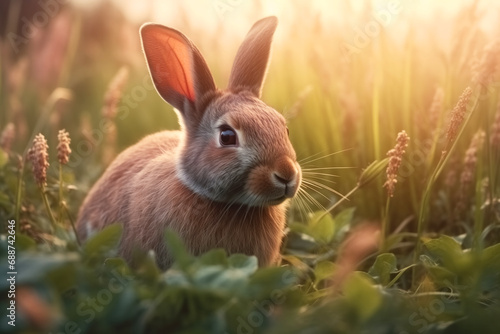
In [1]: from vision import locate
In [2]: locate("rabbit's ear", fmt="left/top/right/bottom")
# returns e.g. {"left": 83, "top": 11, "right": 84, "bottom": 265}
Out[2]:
{"left": 228, "top": 16, "right": 278, "bottom": 98}
{"left": 140, "top": 24, "right": 216, "bottom": 122}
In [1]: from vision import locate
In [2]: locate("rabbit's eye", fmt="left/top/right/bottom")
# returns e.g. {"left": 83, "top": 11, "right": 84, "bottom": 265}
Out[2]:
{"left": 220, "top": 127, "right": 237, "bottom": 146}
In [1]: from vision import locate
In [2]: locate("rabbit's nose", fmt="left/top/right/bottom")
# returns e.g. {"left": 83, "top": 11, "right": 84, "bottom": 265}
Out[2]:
{"left": 272, "top": 156, "right": 299, "bottom": 186}
{"left": 273, "top": 173, "right": 291, "bottom": 185}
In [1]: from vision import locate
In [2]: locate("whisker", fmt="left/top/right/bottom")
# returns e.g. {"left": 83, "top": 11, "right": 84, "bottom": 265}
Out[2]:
{"left": 298, "top": 186, "right": 327, "bottom": 211}
{"left": 301, "top": 179, "right": 349, "bottom": 202}
{"left": 294, "top": 199, "right": 309, "bottom": 222}
{"left": 301, "top": 166, "right": 356, "bottom": 171}
{"left": 298, "top": 152, "right": 326, "bottom": 165}
{"left": 296, "top": 189, "right": 316, "bottom": 216}
{"left": 300, "top": 182, "right": 334, "bottom": 204}
{"left": 302, "top": 171, "right": 340, "bottom": 178}
{"left": 291, "top": 190, "right": 311, "bottom": 221}
{"left": 303, "top": 175, "right": 338, "bottom": 185}
{"left": 299, "top": 148, "right": 354, "bottom": 166}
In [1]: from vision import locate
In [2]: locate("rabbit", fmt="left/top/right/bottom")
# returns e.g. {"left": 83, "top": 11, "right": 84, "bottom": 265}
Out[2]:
{"left": 76, "top": 16, "right": 301, "bottom": 269}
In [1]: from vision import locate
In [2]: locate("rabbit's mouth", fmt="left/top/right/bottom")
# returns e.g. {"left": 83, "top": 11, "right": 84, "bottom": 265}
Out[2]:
{"left": 265, "top": 195, "right": 289, "bottom": 206}
{"left": 238, "top": 186, "right": 298, "bottom": 207}
{"left": 260, "top": 182, "right": 300, "bottom": 206}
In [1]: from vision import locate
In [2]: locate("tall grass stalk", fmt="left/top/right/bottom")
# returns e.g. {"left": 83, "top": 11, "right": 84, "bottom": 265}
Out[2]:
{"left": 413, "top": 90, "right": 480, "bottom": 286}
{"left": 59, "top": 163, "right": 64, "bottom": 222}
{"left": 63, "top": 202, "right": 81, "bottom": 246}
{"left": 317, "top": 184, "right": 360, "bottom": 222}
{"left": 381, "top": 197, "right": 391, "bottom": 252}
{"left": 14, "top": 158, "right": 24, "bottom": 232}
{"left": 381, "top": 130, "right": 409, "bottom": 250}
{"left": 40, "top": 185, "right": 58, "bottom": 229}
{"left": 473, "top": 156, "right": 485, "bottom": 250}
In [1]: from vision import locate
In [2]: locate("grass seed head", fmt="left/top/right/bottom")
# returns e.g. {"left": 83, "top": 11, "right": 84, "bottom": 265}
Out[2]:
{"left": 384, "top": 130, "right": 410, "bottom": 197}
{"left": 472, "top": 40, "right": 500, "bottom": 89}
{"left": 446, "top": 87, "right": 472, "bottom": 144}
{"left": 27, "top": 134, "right": 50, "bottom": 187}
{"left": 102, "top": 66, "right": 129, "bottom": 120}
{"left": 57, "top": 129, "right": 71, "bottom": 165}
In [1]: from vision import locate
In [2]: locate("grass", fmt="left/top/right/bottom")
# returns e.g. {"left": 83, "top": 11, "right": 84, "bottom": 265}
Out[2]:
{"left": 1, "top": 0, "right": 500, "bottom": 333}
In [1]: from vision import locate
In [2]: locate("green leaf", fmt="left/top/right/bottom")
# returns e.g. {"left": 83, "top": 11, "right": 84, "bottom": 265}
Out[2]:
{"left": 314, "top": 261, "right": 336, "bottom": 285}
{"left": 332, "top": 207, "right": 355, "bottom": 241}
{"left": 300, "top": 208, "right": 355, "bottom": 246}
{"left": 164, "top": 229, "right": 194, "bottom": 270}
{"left": 482, "top": 243, "right": 500, "bottom": 271}
{"left": 15, "top": 234, "right": 37, "bottom": 251}
{"left": 368, "top": 253, "right": 397, "bottom": 286}
{"left": 133, "top": 251, "right": 161, "bottom": 282}
{"left": 104, "top": 256, "right": 130, "bottom": 270}
{"left": 288, "top": 221, "right": 310, "bottom": 235}
{"left": 83, "top": 224, "right": 122, "bottom": 260}
{"left": 249, "top": 266, "right": 297, "bottom": 296}
{"left": 228, "top": 254, "right": 258, "bottom": 275}
{"left": 423, "top": 262, "right": 460, "bottom": 285}
{"left": 423, "top": 235, "right": 463, "bottom": 271}
{"left": 334, "top": 207, "right": 355, "bottom": 229}
{"left": 478, "top": 243, "right": 500, "bottom": 291}
{"left": 198, "top": 248, "right": 228, "bottom": 266}
{"left": 343, "top": 272, "right": 382, "bottom": 321}
{"left": 192, "top": 265, "right": 249, "bottom": 292}
{"left": 281, "top": 254, "right": 311, "bottom": 275}
{"left": 308, "top": 211, "right": 335, "bottom": 244}
{"left": 284, "top": 230, "right": 319, "bottom": 252}
{"left": 419, "top": 254, "right": 438, "bottom": 267}
{"left": 164, "top": 268, "right": 191, "bottom": 287}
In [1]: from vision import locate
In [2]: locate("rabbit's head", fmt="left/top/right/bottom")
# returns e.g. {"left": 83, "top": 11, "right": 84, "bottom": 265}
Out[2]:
{"left": 140, "top": 17, "right": 301, "bottom": 207}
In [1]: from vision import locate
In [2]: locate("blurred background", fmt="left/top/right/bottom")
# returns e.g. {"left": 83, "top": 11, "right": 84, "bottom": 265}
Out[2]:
{"left": 1, "top": 0, "right": 499, "bottom": 228}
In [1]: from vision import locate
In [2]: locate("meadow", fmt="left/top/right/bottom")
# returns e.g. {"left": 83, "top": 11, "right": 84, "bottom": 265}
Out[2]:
{"left": 1, "top": 0, "right": 500, "bottom": 333}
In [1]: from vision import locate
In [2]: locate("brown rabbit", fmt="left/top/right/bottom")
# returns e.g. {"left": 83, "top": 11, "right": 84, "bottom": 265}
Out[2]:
{"left": 76, "top": 16, "right": 301, "bottom": 269}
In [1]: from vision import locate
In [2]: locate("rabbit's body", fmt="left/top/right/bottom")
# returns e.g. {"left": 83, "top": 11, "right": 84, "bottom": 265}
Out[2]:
{"left": 77, "top": 17, "right": 301, "bottom": 268}
{"left": 77, "top": 131, "right": 181, "bottom": 241}
{"left": 78, "top": 129, "right": 286, "bottom": 268}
